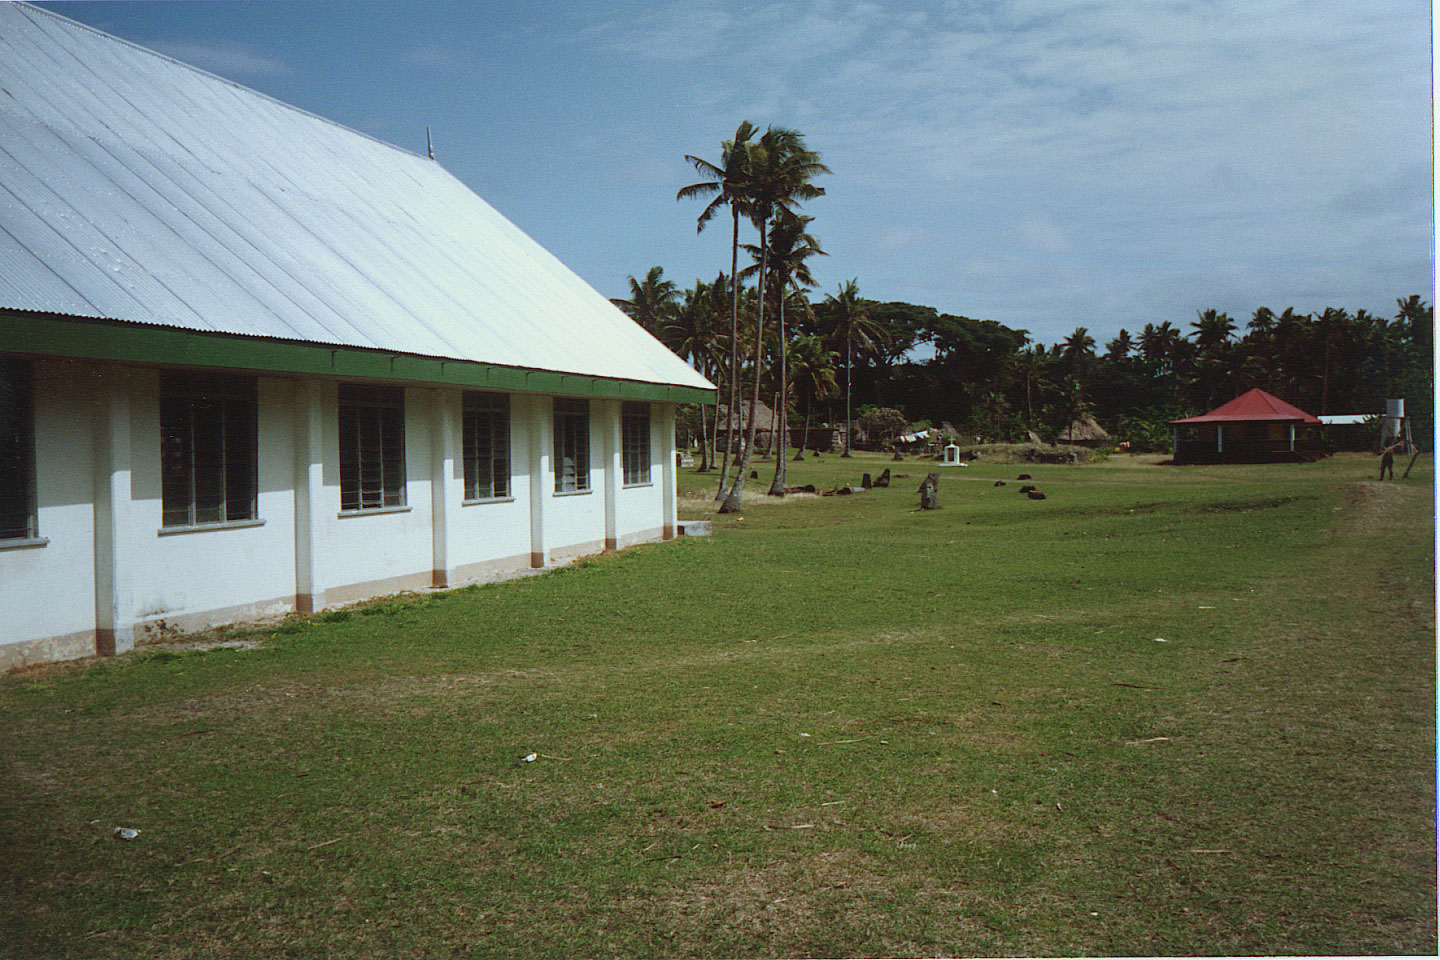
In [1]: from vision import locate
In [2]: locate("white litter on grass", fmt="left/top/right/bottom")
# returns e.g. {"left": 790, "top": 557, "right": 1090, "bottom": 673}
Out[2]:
{"left": 1198, "top": 605, "right": 1215, "bottom": 609}
{"left": 1153, "top": 638, "right": 1167, "bottom": 642}
{"left": 518, "top": 752, "right": 537, "bottom": 763}
{"left": 113, "top": 827, "right": 139, "bottom": 840}
{"left": 799, "top": 733, "right": 811, "bottom": 738}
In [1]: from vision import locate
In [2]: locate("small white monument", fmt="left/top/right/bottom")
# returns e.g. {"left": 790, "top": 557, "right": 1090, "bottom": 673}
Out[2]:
{"left": 943, "top": 443, "right": 961, "bottom": 465}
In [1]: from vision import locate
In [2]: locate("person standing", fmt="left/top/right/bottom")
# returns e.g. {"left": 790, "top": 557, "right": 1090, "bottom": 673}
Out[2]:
{"left": 1379, "top": 443, "right": 1399, "bottom": 480}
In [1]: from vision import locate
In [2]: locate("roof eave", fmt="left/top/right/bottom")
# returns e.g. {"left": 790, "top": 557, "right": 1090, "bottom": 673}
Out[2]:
{"left": 0, "top": 310, "right": 717, "bottom": 405}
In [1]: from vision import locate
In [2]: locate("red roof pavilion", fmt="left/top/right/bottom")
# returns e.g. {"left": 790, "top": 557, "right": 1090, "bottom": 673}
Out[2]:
{"left": 1169, "top": 389, "right": 1323, "bottom": 463}
{"left": 1170, "top": 388, "right": 1321, "bottom": 425}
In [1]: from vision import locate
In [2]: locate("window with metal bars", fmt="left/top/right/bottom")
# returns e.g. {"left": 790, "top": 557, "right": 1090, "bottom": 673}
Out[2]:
{"left": 160, "top": 371, "right": 258, "bottom": 527}
{"left": 552, "top": 398, "right": 590, "bottom": 493}
{"left": 0, "top": 358, "right": 37, "bottom": 540}
{"left": 463, "top": 391, "right": 510, "bottom": 500}
{"left": 338, "top": 383, "right": 406, "bottom": 511}
{"left": 621, "top": 401, "right": 651, "bottom": 485}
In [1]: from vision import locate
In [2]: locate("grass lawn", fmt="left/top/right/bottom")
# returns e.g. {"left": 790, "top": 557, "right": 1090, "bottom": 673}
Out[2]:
{"left": 2, "top": 451, "right": 1434, "bottom": 958}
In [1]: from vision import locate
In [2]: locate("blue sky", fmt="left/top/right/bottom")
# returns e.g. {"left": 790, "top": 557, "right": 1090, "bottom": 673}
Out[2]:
{"left": 36, "top": 0, "right": 1435, "bottom": 347}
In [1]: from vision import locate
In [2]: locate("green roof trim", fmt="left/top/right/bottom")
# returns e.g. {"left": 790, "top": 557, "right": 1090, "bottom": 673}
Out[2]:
{"left": 0, "top": 312, "right": 716, "bottom": 405}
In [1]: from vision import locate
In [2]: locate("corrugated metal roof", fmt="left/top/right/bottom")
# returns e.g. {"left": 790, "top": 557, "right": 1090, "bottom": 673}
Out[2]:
{"left": 0, "top": 3, "right": 713, "bottom": 393}
{"left": 1170, "top": 388, "right": 1321, "bottom": 424}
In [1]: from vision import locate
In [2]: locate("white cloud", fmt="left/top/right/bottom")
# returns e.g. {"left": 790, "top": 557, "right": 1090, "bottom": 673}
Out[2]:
{"left": 586, "top": 0, "right": 1431, "bottom": 341}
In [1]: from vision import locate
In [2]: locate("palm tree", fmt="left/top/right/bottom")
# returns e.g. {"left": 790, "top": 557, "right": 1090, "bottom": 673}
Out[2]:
{"left": 1138, "top": 321, "right": 1181, "bottom": 378}
{"left": 743, "top": 210, "right": 825, "bottom": 494}
{"left": 1105, "top": 329, "right": 1134, "bottom": 361}
{"left": 1012, "top": 343, "right": 1049, "bottom": 430}
{"left": 824, "top": 279, "right": 886, "bottom": 457}
{"left": 678, "top": 121, "right": 758, "bottom": 500}
{"left": 1060, "top": 326, "right": 1096, "bottom": 377}
{"left": 787, "top": 333, "right": 838, "bottom": 459}
{"left": 1247, "top": 306, "right": 1276, "bottom": 339}
{"left": 664, "top": 279, "right": 725, "bottom": 470}
{"left": 611, "top": 266, "right": 678, "bottom": 337}
{"left": 719, "top": 127, "right": 829, "bottom": 513}
{"left": 1055, "top": 375, "right": 1090, "bottom": 441}
{"left": 1191, "top": 309, "right": 1236, "bottom": 351}
{"left": 1314, "top": 307, "right": 1348, "bottom": 415}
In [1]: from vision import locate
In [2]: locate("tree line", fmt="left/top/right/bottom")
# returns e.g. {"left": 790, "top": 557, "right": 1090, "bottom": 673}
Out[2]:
{"left": 614, "top": 122, "right": 1433, "bottom": 510}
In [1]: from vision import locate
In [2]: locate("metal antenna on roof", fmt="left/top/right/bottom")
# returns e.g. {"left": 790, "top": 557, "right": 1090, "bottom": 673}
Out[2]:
{"left": 426, "top": 126, "right": 434, "bottom": 160}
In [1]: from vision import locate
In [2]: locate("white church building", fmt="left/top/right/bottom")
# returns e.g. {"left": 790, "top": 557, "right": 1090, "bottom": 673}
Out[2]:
{"left": 0, "top": 5, "right": 714, "bottom": 670}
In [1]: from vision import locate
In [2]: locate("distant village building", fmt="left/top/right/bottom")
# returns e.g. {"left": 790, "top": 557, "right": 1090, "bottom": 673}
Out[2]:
{"left": 789, "top": 424, "right": 847, "bottom": 453}
{"left": 0, "top": 5, "right": 713, "bottom": 670}
{"left": 716, "top": 400, "right": 779, "bottom": 452}
{"left": 1059, "top": 413, "right": 1111, "bottom": 447}
{"left": 1169, "top": 389, "right": 1322, "bottom": 464}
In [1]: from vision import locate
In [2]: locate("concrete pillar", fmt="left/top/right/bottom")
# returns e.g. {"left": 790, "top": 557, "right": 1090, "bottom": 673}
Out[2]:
{"left": 431, "top": 388, "right": 459, "bottom": 586}
{"left": 93, "top": 368, "right": 134, "bottom": 656}
{"left": 603, "top": 399, "right": 621, "bottom": 551}
{"left": 1288, "top": 422, "right": 1295, "bottom": 452}
{"left": 293, "top": 379, "right": 326, "bottom": 613}
{"left": 1217, "top": 424, "right": 1224, "bottom": 454}
{"left": 660, "top": 404, "right": 677, "bottom": 540}
{"left": 528, "top": 394, "right": 550, "bottom": 568}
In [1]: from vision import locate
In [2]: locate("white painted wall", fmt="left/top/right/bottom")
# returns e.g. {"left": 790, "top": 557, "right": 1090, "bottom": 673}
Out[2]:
{"left": 317, "top": 384, "right": 435, "bottom": 598}
{"left": 127, "top": 374, "right": 299, "bottom": 631}
{"left": 0, "top": 359, "right": 99, "bottom": 666}
{"left": 545, "top": 398, "right": 608, "bottom": 557}
{"left": 615, "top": 403, "right": 665, "bottom": 547}
{"left": 0, "top": 357, "right": 681, "bottom": 668}
{"left": 447, "top": 388, "right": 533, "bottom": 577}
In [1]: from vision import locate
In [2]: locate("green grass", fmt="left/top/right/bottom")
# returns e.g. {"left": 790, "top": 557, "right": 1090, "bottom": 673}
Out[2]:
{"left": 2, "top": 452, "right": 1434, "bottom": 958}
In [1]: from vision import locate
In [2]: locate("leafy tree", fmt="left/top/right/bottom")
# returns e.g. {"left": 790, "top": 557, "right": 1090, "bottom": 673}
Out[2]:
{"left": 858, "top": 406, "right": 908, "bottom": 448}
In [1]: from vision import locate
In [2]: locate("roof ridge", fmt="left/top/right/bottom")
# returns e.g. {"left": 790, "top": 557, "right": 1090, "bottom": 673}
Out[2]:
{"left": 16, "top": 2, "right": 433, "bottom": 165}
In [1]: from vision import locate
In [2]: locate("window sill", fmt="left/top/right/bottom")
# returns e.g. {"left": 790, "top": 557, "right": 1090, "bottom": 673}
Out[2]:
{"left": 463, "top": 496, "right": 516, "bottom": 506}
{"left": 158, "top": 518, "right": 264, "bottom": 537}
{"left": 0, "top": 536, "right": 48, "bottom": 551}
{"left": 622, "top": 481, "right": 654, "bottom": 489}
{"left": 338, "top": 505, "right": 411, "bottom": 518}
{"left": 553, "top": 488, "right": 593, "bottom": 497}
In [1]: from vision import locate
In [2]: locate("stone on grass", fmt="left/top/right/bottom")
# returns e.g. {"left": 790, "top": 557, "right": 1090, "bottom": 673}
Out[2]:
{"left": 918, "top": 472, "right": 940, "bottom": 510}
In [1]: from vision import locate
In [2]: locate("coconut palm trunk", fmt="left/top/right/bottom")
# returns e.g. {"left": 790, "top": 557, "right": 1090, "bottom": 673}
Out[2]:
{"left": 843, "top": 332, "right": 853, "bottom": 457}
{"left": 762, "top": 389, "right": 780, "bottom": 459}
{"left": 697, "top": 402, "right": 709, "bottom": 471}
{"left": 720, "top": 231, "right": 768, "bottom": 513}
{"left": 795, "top": 391, "right": 812, "bottom": 460}
{"left": 767, "top": 289, "right": 790, "bottom": 494}
{"left": 715, "top": 209, "right": 741, "bottom": 499}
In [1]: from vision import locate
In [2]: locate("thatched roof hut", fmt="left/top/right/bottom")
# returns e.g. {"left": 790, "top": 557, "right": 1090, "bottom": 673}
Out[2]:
{"left": 717, "top": 400, "right": 778, "bottom": 434}
{"left": 1060, "top": 413, "right": 1110, "bottom": 445}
